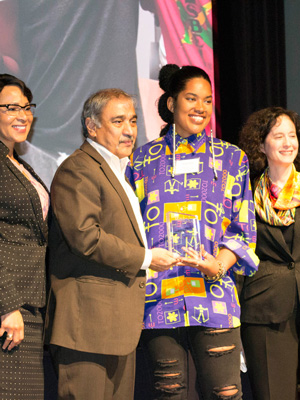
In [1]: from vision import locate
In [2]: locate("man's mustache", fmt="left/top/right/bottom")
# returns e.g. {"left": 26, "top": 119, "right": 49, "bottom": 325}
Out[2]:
{"left": 119, "top": 135, "right": 134, "bottom": 144}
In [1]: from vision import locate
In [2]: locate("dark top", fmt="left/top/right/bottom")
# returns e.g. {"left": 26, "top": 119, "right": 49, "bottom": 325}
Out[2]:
{"left": 0, "top": 141, "right": 48, "bottom": 316}
{"left": 240, "top": 209, "right": 300, "bottom": 324}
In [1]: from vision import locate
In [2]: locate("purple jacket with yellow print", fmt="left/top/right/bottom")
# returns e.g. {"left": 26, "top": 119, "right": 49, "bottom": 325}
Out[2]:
{"left": 127, "top": 128, "right": 259, "bottom": 329}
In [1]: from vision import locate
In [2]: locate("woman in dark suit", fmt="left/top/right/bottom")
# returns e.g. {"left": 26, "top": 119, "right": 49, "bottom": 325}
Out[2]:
{"left": 0, "top": 74, "right": 49, "bottom": 399}
{"left": 239, "top": 107, "right": 300, "bottom": 400}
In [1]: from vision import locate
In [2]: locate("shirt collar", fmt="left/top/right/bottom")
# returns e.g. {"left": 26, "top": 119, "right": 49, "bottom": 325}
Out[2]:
{"left": 165, "top": 125, "right": 207, "bottom": 153}
{"left": 87, "top": 138, "right": 129, "bottom": 174}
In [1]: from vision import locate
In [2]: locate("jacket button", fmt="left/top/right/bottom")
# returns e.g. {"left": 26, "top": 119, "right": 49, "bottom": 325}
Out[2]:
{"left": 288, "top": 262, "right": 295, "bottom": 270}
{"left": 139, "top": 282, "right": 145, "bottom": 289}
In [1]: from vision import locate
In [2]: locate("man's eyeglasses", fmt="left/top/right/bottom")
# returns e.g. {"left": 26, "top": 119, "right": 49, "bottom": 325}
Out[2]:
{"left": 0, "top": 104, "right": 36, "bottom": 116}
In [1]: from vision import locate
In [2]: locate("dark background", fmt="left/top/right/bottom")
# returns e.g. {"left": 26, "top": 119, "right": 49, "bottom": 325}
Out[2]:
{"left": 214, "top": 0, "right": 299, "bottom": 146}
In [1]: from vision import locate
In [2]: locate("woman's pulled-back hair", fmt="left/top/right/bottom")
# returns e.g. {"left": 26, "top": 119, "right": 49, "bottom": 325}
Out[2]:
{"left": 0, "top": 74, "right": 33, "bottom": 102}
{"left": 158, "top": 64, "right": 211, "bottom": 136}
{"left": 238, "top": 106, "right": 300, "bottom": 186}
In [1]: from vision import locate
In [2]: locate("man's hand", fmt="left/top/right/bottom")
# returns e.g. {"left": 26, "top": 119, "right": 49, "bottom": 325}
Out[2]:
{"left": 150, "top": 248, "right": 179, "bottom": 272}
{"left": 0, "top": 310, "right": 24, "bottom": 351}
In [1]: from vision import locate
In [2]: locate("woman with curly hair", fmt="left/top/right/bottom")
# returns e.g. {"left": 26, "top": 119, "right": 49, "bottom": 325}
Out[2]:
{"left": 239, "top": 106, "right": 300, "bottom": 400}
{"left": 127, "top": 64, "right": 259, "bottom": 400}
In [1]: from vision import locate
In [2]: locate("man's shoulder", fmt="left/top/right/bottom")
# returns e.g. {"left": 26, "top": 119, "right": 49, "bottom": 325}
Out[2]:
{"left": 59, "top": 141, "right": 103, "bottom": 169}
{"left": 51, "top": 143, "right": 105, "bottom": 190}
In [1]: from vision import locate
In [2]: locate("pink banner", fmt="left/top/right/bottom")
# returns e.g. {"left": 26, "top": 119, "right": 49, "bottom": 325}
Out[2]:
{"left": 140, "top": 0, "right": 215, "bottom": 139}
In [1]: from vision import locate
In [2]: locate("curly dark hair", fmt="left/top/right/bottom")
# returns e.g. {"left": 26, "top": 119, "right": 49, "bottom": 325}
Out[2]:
{"left": 239, "top": 106, "right": 300, "bottom": 186}
{"left": 157, "top": 64, "right": 211, "bottom": 136}
{"left": 0, "top": 74, "right": 33, "bottom": 102}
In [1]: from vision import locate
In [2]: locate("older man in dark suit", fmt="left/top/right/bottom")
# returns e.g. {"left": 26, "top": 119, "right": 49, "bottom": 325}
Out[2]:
{"left": 46, "top": 88, "right": 178, "bottom": 400}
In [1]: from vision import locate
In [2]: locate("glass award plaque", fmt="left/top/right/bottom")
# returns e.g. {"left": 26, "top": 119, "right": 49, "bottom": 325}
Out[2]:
{"left": 166, "top": 212, "right": 201, "bottom": 257}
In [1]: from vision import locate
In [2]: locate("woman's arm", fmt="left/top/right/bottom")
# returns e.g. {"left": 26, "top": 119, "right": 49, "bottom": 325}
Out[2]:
{"left": 0, "top": 310, "right": 24, "bottom": 350}
{"left": 179, "top": 245, "right": 238, "bottom": 278}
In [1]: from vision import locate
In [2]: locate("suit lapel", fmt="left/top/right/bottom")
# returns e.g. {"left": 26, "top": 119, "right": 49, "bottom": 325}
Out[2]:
{"left": 81, "top": 141, "right": 145, "bottom": 247}
{"left": 6, "top": 155, "right": 48, "bottom": 241}
{"left": 265, "top": 222, "right": 292, "bottom": 258}
{"left": 292, "top": 207, "right": 300, "bottom": 258}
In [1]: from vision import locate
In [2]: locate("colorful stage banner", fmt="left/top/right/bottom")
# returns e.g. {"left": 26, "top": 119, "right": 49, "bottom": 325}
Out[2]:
{"left": 0, "top": 0, "right": 214, "bottom": 186}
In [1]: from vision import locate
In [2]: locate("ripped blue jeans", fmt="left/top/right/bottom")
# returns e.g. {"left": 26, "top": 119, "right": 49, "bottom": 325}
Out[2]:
{"left": 141, "top": 326, "right": 242, "bottom": 400}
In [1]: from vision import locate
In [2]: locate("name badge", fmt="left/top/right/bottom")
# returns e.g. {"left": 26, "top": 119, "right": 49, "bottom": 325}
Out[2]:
{"left": 174, "top": 158, "right": 200, "bottom": 175}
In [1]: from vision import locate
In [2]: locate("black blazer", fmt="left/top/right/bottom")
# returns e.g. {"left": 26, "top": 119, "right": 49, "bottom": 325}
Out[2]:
{"left": 0, "top": 141, "right": 48, "bottom": 316}
{"left": 240, "top": 208, "right": 300, "bottom": 324}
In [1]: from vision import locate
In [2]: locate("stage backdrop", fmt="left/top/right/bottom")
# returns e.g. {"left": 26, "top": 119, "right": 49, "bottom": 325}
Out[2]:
{"left": 0, "top": 0, "right": 214, "bottom": 188}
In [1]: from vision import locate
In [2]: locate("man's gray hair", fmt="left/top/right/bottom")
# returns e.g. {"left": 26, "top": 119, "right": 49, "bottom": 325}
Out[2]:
{"left": 81, "top": 88, "right": 136, "bottom": 137}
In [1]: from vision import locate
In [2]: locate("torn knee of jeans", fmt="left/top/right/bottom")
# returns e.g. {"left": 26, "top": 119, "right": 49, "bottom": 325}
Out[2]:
{"left": 154, "top": 361, "right": 185, "bottom": 394}
{"left": 154, "top": 370, "right": 181, "bottom": 379}
{"left": 156, "top": 358, "right": 179, "bottom": 367}
{"left": 207, "top": 344, "right": 235, "bottom": 357}
{"left": 213, "top": 384, "right": 239, "bottom": 399}
{"left": 154, "top": 360, "right": 181, "bottom": 378}
{"left": 155, "top": 381, "right": 185, "bottom": 394}
{"left": 205, "top": 328, "right": 231, "bottom": 336}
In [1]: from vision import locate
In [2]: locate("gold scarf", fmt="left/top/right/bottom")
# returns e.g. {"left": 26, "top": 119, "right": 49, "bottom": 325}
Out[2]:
{"left": 254, "top": 165, "right": 300, "bottom": 226}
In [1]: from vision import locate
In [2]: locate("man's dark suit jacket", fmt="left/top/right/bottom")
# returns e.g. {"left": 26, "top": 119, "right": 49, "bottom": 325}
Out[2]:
{"left": 45, "top": 141, "right": 147, "bottom": 356}
{"left": 240, "top": 208, "right": 300, "bottom": 324}
{"left": 0, "top": 141, "right": 48, "bottom": 317}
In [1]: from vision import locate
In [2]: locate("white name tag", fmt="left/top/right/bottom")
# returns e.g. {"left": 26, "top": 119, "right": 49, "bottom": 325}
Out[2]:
{"left": 174, "top": 158, "right": 200, "bottom": 175}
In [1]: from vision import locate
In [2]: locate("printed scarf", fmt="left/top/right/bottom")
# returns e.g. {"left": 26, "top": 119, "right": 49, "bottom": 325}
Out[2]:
{"left": 254, "top": 165, "right": 300, "bottom": 226}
